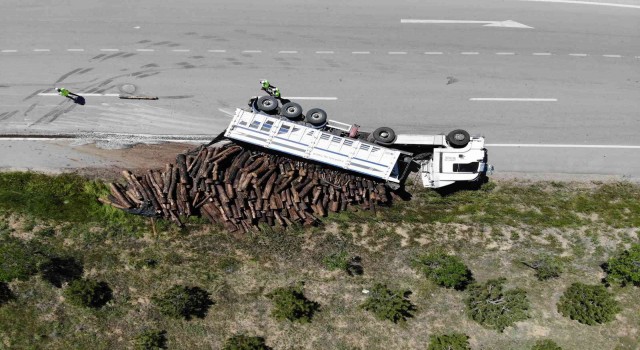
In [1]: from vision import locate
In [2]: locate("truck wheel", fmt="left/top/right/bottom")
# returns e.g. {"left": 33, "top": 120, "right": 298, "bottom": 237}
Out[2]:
{"left": 447, "top": 129, "right": 470, "bottom": 148}
{"left": 305, "top": 108, "right": 328, "bottom": 126}
{"left": 257, "top": 96, "right": 278, "bottom": 113}
{"left": 371, "top": 127, "right": 396, "bottom": 145}
{"left": 281, "top": 102, "right": 302, "bottom": 119}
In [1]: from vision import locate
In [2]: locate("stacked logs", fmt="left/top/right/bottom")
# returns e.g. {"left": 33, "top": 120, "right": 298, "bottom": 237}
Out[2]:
{"left": 103, "top": 142, "right": 390, "bottom": 233}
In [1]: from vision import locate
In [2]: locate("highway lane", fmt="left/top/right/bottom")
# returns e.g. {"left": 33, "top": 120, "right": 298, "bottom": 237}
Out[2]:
{"left": 0, "top": 0, "right": 638, "bottom": 179}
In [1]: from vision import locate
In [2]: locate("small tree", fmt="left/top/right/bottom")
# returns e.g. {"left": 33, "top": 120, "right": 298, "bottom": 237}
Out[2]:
{"left": 465, "top": 278, "right": 529, "bottom": 332}
{"left": 64, "top": 279, "right": 112, "bottom": 308}
{"left": 152, "top": 285, "right": 213, "bottom": 320}
{"left": 133, "top": 329, "right": 167, "bottom": 350}
{"left": 413, "top": 252, "right": 473, "bottom": 290}
{"left": 0, "top": 282, "right": 15, "bottom": 306}
{"left": 39, "top": 257, "right": 83, "bottom": 288}
{"left": 427, "top": 333, "right": 471, "bottom": 350}
{"left": 531, "top": 339, "right": 563, "bottom": 350}
{"left": 266, "top": 284, "right": 319, "bottom": 323}
{"left": 521, "top": 256, "right": 562, "bottom": 281}
{"left": 557, "top": 283, "right": 620, "bottom": 325}
{"left": 360, "top": 283, "right": 416, "bottom": 324}
{"left": 604, "top": 244, "right": 640, "bottom": 287}
{"left": 223, "top": 334, "right": 271, "bottom": 350}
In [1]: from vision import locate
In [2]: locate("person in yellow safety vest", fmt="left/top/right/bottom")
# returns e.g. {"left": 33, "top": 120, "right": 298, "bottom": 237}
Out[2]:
{"left": 55, "top": 87, "right": 78, "bottom": 99}
{"left": 259, "top": 80, "right": 281, "bottom": 98}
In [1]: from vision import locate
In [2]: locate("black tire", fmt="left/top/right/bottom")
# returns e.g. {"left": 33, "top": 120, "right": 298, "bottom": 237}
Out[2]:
{"left": 257, "top": 95, "right": 278, "bottom": 113}
{"left": 371, "top": 127, "right": 396, "bottom": 145}
{"left": 447, "top": 129, "right": 470, "bottom": 148}
{"left": 281, "top": 102, "right": 303, "bottom": 119}
{"left": 305, "top": 108, "right": 328, "bottom": 126}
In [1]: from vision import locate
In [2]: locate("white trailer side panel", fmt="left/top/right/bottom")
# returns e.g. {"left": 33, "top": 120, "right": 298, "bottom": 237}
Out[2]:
{"left": 224, "top": 109, "right": 402, "bottom": 182}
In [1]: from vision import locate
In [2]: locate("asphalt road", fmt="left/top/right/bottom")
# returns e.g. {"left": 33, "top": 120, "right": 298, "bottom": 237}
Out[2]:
{"left": 0, "top": 0, "right": 639, "bottom": 179}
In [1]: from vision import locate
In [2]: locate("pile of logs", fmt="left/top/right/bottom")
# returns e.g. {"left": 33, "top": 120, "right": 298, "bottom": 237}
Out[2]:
{"left": 103, "top": 141, "right": 391, "bottom": 233}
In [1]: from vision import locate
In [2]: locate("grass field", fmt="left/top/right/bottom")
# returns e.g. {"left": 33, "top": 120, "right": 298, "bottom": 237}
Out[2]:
{"left": 0, "top": 172, "right": 638, "bottom": 349}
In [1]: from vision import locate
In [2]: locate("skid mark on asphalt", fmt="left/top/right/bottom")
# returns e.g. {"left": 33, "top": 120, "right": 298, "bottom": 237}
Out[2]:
{"left": 101, "top": 52, "right": 125, "bottom": 61}
{"left": 77, "top": 68, "right": 94, "bottom": 74}
{"left": 0, "top": 110, "right": 19, "bottom": 122}
{"left": 23, "top": 88, "right": 47, "bottom": 101}
{"left": 136, "top": 72, "right": 160, "bottom": 79}
{"left": 91, "top": 54, "right": 107, "bottom": 60}
{"left": 176, "top": 62, "right": 196, "bottom": 69}
{"left": 160, "top": 95, "right": 194, "bottom": 99}
{"left": 32, "top": 102, "right": 77, "bottom": 125}
{"left": 55, "top": 68, "right": 83, "bottom": 83}
{"left": 137, "top": 40, "right": 151, "bottom": 44}
{"left": 23, "top": 104, "right": 37, "bottom": 116}
{"left": 121, "top": 53, "right": 137, "bottom": 58}
{"left": 141, "top": 63, "right": 159, "bottom": 68}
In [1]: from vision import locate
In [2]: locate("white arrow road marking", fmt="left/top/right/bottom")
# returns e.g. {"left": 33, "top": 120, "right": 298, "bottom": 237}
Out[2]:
{"left": 470, "top": 98, "right": 557, "bottom": 101}
{"left": 401, "top": 19, "right": 533, "bottom": 29}
{"left": 487, "top": 144, "right": 640, "bottom": 149}
{"left": 519, "top": 0, "right": 640, "bottom": 10}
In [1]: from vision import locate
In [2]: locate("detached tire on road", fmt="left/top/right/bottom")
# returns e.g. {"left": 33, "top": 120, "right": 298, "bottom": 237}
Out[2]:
{"left": 257, "top": 96, "right": 279, "bottom": 113}
{"left": 447, "top": 129, "right": 470, "bottom": 148}
{"left": 281, "top": 102, "right": 303, "bottom": 119}
{"left": 305, "top": 108, "right": 328, "bottom": 127}
{"left": 371, "top": 127, "right": 396, "bottom": 145}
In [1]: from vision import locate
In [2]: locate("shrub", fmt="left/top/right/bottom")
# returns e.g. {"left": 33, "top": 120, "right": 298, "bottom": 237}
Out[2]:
{"left": 521, "top": 256, "right": 562, "bottom": 281}
{"left": 152, "top": 285, "right": 213, "bottom": 320}
{"left": 323, "top": 252, "right": 363, "bottom": 276}
{"left": 413, "top": 251, "right": 473, "bottom": 290}
{"left": 604, "top": 244, "right": 640, "bottom": 287}
{"left": 427, "top": 333, "right": 470, "bottom": 350}
{"left": 0, "top": 282, "right": 15, "bottom": 305}
{"left": 223, "top": 334, "right": 271, "bottom": 350}
{"left": 557, "top": 283, "right": 620, "bottom": 325}
{"left": 360, "top": 283, "right": 415, "bottom": 323}
{"left": 133, "top": 329, "right": 167, "bottom": 350}
{"left": 39, "top": 257, "right": 83, "bottom": 288}
{"left": 0, "top": 238, "right": 44, "bottom": 282}
{"left": 64, "top": 279, "right": 112, "bottom": 308}
{"left": 266, "top": 284, "right": 319, "bottom": 323}
{"left": 531, "top": 339, "right": 563, "bottom": 350}
{"left": 465, "top": 278, "right": 529, "bottom": 332}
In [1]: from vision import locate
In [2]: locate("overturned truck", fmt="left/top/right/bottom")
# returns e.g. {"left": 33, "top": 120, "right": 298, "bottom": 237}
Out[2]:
{"left": 105, "top": 86, "right": 491, "bottom": 232}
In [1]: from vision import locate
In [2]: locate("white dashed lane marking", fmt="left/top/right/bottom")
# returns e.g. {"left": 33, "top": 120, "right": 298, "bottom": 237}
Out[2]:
{"left": 316, "top": 51, "right": 335, "bottom": 54}
{"left": 461, "top": 52, "right": 480, "bottom": 55}
{"left": 351, "top": 51, "right": 370, "bottom": 54}
{"left": 286, "top": 97, "right": 338, "bottom": 100}
{"left": 603, "top": 54, "right": 621, "bottom": 58}
{"left": 496, "top": 52, "right": 516, "bottom": 55}
{"left": 278, "top": 50, "right": 298, "bottom": 54}
{"left": 171, "top": 49, "right": 190, "bottom": 52}
{"left": 136, "top": 49, "right": 154, "bottom": 52}
{"left": 67, "top": 49, "right": 84, "bottom": 52}
{"left": 388, "top": 51, "right": 407, "bottom": 54}
{"left": 424, "top": 52, "right": 443, "bottom": 55}
{"left": 533, "top": 52, "right": 552, "bottom": 56}
{"left": 1, "top": 50, "right": 17, "bottom": 53}
{"left": 207, "top": 50, "right": 226, "bottom": 53}
{"left": 242, "top": 50, "right": 262, "bottom": 53}
{"left": 569, "top": 53, "right": 588, "bottom": 56}
{"left": 99, "top": 49, "right": 119, "bottom": 52}
{"left": 33, "top": 49, "right": 50, "bottom": 52}
{"left": 470, "top": 98, "right": 557, "bottom": 101}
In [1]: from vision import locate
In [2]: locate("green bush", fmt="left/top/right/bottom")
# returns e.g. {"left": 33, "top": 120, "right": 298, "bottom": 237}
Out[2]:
{"left": 427, "top": 333, "right": 470, "bottom": 350}
{"left": 266, "top": 284, "right": 319, "bottom": 323}
{"left": 521, "top": 256, "right": 562, "bottom": 281}
{"left": 465, "top": 278, "right": 529, "bottom": 332}
{"left": 0, "top": 238, "right": 44, "bottom": 282}
{"left": 133, "top": 329, "right": 167, "bottom": 350}
{"left": 223, "top": 334, "right": 271, "bottom": 350}
{"left": 557, "top": 283, "right": 620, "bottom": 325}
{"left": 360, "top": 283, "right": 415, "bottom": 324}
{"left": 39, "top": 257, "right": 83, "bottom": 288}
{"left": 323, "top": 252, "right": 363, "bottom": 276}
{"left": 604, "top": 244, "right": 640, "bottom": 287}
{"left": 63, "top": 279, "right": 112, "bottom": 308}
{"left": 413, "top": 251, "right": 473, "bottom": 290}
{"left": 152, "top": 285, "right": 213, "bottom": 320}
{"left": 0, "top": 282, "right": 15, "bottom": 305}
{"left": 531, "top": 339, "right": 563, "bottom": 350}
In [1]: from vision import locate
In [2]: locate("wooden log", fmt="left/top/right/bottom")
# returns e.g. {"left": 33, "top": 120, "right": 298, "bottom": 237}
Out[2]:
{"left": 261, "top": 172, "right": 278, "bottom": 199}
{"left": 176, "top": 154, "right": 189, "bottom": 184}
{"left": 162, "top": 164, "right": 173, "bottom": 194}
{"left": 109, "top": 183, "right": 133, "bottom": 208}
